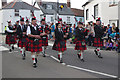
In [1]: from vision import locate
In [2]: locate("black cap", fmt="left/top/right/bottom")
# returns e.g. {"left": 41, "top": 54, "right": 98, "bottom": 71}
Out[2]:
{"left": 41, "top": 18, "right": 45, "bottom": 22}
{"left": 26, "top": 19, "right": 29, "bottom": 22}
{"left": 78, "top": 21, "right": 83, "bottom": 25}
{"left": 31, "top": 17, "right": 36, "bottom": 21}
{"left": 20, "top": 17, "right": 24, "bottom": 21}
{"left": 96, "top": 17, "right": 101, "bottom": 22}
{"left": 7, "top": 21, "right": 11, "bottom": 23}
{"left": 16, "top": 20, "right": 19, "bottom": 22}
{"left": 59, "top": 18, "right": 62, "bottom": 21}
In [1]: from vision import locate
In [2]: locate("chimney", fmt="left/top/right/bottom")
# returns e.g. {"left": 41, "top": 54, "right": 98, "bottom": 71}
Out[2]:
{"left": 36, "top": 0, "right": 42, "bottom": 5}
{"left": 2, "top": 0, "right": 7, "bottom": 7}
{"left": 67, "top": 0, "right": 71, "bottom": 8}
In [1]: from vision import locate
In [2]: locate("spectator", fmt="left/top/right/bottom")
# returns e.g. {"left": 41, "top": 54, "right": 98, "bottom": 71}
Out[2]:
{"left": 106, "top": 39, "right": 113, "bottom": 51}
{"left": 50, "top": 23, "right": 55, "bottom": 40}
{"left": 87, "top": 22, "right": 94, "bottom": 46}
{"left": 107, "top": 24, "right": 112, "bottom": 39}
{"left": 112, "top": 23, "right": 116, "bottom": 33}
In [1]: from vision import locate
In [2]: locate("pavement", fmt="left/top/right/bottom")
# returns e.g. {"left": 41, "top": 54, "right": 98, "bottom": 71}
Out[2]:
{"left": 0, "top": 34, "right": 119, "bottom": 79}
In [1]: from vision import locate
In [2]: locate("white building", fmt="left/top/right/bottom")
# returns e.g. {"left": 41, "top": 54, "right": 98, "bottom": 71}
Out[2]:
{"left": 0, "top": 0, "right": 41, "bottom": 33}
{"left": 82, "top": 0, "right": 119, "bottom": 27}
{"left": 34, "top": 0, "right": 75, "bottom": 25}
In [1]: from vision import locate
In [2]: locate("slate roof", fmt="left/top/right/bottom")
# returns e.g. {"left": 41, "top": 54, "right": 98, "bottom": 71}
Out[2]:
{"left": 2, "top": 0, "right": 39, "bottom": 11}
{"left": 37, "top": 2, "right": 74, "bottom": 15}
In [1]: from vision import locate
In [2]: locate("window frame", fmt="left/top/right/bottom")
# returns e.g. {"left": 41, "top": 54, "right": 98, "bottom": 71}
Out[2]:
{"left": 94, "top": 4, "right": 98, "bottom": 19}
{"left": 14, "top": 9, "right": 19, "bottom": 16}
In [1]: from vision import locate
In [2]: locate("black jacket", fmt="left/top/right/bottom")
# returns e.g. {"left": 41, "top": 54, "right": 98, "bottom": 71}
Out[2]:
{"left": 94, "top": 25, "right": 104, "bottom": 38}
{"left": 75, "top": 28, "right": 88, "bottom": 40}
{"left": 16, "top": 25, "right": 27, "bottom": 39}
{"left": 54, "top": 28, "right": 65, "bottom": 42}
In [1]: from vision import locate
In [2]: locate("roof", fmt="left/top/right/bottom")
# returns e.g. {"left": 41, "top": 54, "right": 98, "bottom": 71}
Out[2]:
{"left": 37, "top": 2, "right": 74, "bottom": 16}
{"left": 82, "top": 0, "right": 93, "bottom": 7}
{"left": 71, "top": 8, "right": 84, "bottom": 17}
{"left": 2, "top": 0, "right": 40, "bottom": 11}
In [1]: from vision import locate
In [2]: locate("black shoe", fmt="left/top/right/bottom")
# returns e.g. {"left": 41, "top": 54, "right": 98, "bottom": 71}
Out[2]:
{"left": 94, "top": 50, "right": 98, "bottom": 55}
{"left": 22, "top": 57, "right": 25, "bottom": 60}
{"left": 77, "top": 54, "right": 80, "bottom": 59}
{"left": 58, "top": 55, "right": 60, "bottom": 60}
{"left": 43, "top": 54, "right": 46, "bottom": 57}
{"left": 22, "top": 53, "right": 26, "bottom": 60}
{"left": 33, "top": 63, "right": 37, "bottom": 68}
{"left": 9, "top": 49, "right": 12, "bottom": 52}
{"left": 35, "top": 58, "right": 37, "bottom": 63}
{"left": 12, "top": 46, "right": 14, "bottom": 50}
{"left": 81, "top": 59, "right": 85, "bottom": 62}
{"left": 60, "top": 59, "right": 63, "bottom": 63}
{"left": 98, "top": 55, "right": 103, "bottom": 58}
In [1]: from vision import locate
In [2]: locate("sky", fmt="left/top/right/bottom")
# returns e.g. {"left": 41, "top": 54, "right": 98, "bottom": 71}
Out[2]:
{"left": 6, "top": 0, "right": 88, "bottom": 9}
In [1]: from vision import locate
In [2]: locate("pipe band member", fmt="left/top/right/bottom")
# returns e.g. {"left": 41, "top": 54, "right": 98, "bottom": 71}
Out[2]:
{"left": 6, "top": 21, "right": 17, "bottom": 52}
{"left": 74, "top": 21, "right": 88, "bottom": 62}
{"left": 26, "top": 17, "right": 42, "bottom": 68}
{"left": 39, "top": 18, "right": 50, "bottom": 57}
{"left": 52, "top": 23, "right": 67, "bottom": 63}
{"left": 93, "top": 18, "right": 104, "bottom": 58}
{"left": 16, "top": 17, "right": 27, "bottom": 60}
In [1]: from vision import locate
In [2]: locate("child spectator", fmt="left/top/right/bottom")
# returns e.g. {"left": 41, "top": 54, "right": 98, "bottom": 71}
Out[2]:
{"left": 106, "top": 39, "right": 113, "bottom": 51}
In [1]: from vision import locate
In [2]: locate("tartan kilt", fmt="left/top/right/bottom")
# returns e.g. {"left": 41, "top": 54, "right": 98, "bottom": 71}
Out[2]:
{"left": 18, "top": 36, "right": 28, "bottom": 48}
{"left": 26, "top": 39, "right": 42, "bottom": 52}
{"left": 75, "top": 40, "right": 87, "bottom": 50}
{"left": 73, "top": 38, "right": 77, "bottom": 44}
{"left": 42, "top": 37, "right": 48, "bottom": 46}
{"left": 6, "top": 35, "right": 17, "bottom": 45}
{"left": 93, "top": 38, "right": 103, "bottom": 47}
{"left": 52, "top": 40, "right": 66, "bottom": 52}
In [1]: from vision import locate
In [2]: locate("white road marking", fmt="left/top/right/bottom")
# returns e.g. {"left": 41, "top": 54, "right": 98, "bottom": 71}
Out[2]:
{"left": 0, "top": 46, "right": 9, "bottom": 51}
{"left": 50, "top": 56, "right": 60, "bottom": 62}
{"left": 50, "top": 54, "right": 118, "bottom": 78}
{"left": 67, "top": 65, "right": 117, "bottom": 78}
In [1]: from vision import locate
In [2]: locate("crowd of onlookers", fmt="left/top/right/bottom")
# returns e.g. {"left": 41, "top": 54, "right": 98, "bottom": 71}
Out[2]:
{"left": 48, "top": 22, "right": 120, "bottom": 53}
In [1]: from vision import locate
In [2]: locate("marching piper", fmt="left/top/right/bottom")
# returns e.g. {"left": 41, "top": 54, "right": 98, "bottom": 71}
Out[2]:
{"left": 39, "top": 18, "right": 50, "bottom": 57}
{"left": 16, "top": 17, "right": 27, "bottom": 60}
{"left": 26, "top": 17, "right": 42, "bottom": 68}
{"left": 6, "top": 21, "right": 17, "bottom": 52}
{"left": 52, "top": 23, "right": 68, "bottom": 63}
{"left": 93, "top": 18, "right": 104, "bottom": 58}
{"left": 74, "top": 22, "right": 88, "bottom": 62}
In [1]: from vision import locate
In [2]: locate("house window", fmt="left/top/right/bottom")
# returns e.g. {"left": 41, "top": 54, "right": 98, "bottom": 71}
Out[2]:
{"left": 51, "top": 17, "right": 54, "bottom": 22}
{"left": 15, "top": 9, "right": 19, "bottom": 16}
{"left": 46, "top": 4, "right": 53, "bottom": 9}
{"left": 86, "top": 9, "right": 89, "bottom": 20}
{"left": 109, "top": 0, "right": 118, "bottom": 6}
{"left": 67, "top": 17, "right": 70, "bottom": 24}
{"left": 94, "top": 4, "right": 98, "bottom": 19}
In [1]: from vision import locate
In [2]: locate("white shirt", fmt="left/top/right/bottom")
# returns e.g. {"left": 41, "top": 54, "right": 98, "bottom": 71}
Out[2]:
{"left": 27, "top": 25, "right": 37, "bottom": 35}
{"left": 20, "top": 24, "right": 24, "bottom": 31}
{"left": 6, "top": 26, "right": 14, "bottom": 33}
{"left": 79, "top": 28, "right": 82, "bottom": 30}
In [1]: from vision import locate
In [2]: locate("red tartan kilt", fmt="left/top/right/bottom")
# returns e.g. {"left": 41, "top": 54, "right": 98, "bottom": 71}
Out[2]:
{"left": 18, "top": 37, "right": 28, "bottom": 48}
{"left": 52, "top": 40, "right": 66, "bottom": 52}
{"left": 6, "top": 35, "right": 17, "bottom": 45}
{"left": 26, "top": 39, "right": 42, "bottom": 52}
{"left": 42, "top": 37, "right": 48, "bottom": 46}
{"left": 93, "top": 38, "right": 103, "bottom": 47}
{"left": 73, "top": 38, "right": 77, "bottom": 44}
{"left": 75, "top": 40, "right": 87, "bottom": 50}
